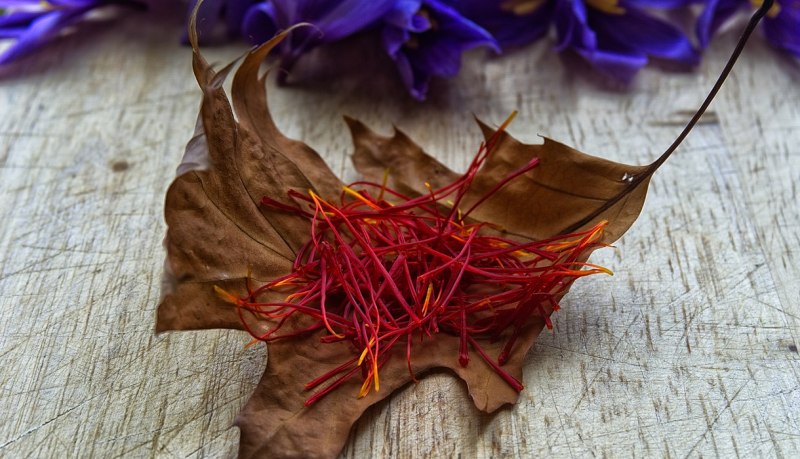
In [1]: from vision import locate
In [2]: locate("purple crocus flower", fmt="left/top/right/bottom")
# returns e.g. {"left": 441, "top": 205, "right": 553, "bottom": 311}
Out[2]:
{"left": 554, "top": 0, "right": 700, "bottom": 81}
{"left": 381, "top": 0, "right": 499, "bottom": 100}
{"left": 0, "top": 0, "right": 144, "bottom": 65}
{"left": 447, "top": 0, "right": 698, "bottom": 81}
{"left": 241, "top": 0, "right": 396, "bottom": 75}
{"left": 698, "top": 0, "right": 800, "bottom": 57}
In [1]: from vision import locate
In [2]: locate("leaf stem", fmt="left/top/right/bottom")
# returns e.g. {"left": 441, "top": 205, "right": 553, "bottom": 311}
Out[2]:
{"left": 559, "top": 0, "right": 774, "bottom": 236}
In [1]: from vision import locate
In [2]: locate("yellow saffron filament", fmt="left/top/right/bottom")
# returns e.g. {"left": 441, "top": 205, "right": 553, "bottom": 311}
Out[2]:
{"left": 422, "top": 284, "right": 434, "bottom": 315}
{"left": 308, "top": 190, "right": 338, "bottom": 217}
{"left": 214, "top": 285, "right": 240, "bottom": 304}
{"left": 501, "top": 0, "right": 547, "bottom": 15}
{"left": 358, "top": 372, "right": 377, "bottom": 398}
{"left": 285, "top": 292, "right": 303, "bottom": 302}
{"left": 308, "top": 189, "right": 324, "bottom": 205}
{"left": 498, "top": 110, "right": 519, "bottom": 132}
{"left": 593, "top": 265, "right": 614, "bottom": 276}
{"left": 358, "top": 337, "right": 376, "bottom": 366}
{"left": 274, "top": 278, "right": 296, "bottom": 288}
{"left": 587, "top": 0, "right": 626, "bottom": 15}
{"left": 343, "top": 186, "right": 380, "bottom": 209}
{"left": 751, "top": 0, "right": 781, "bottom": 17}
{"left": 357, "top": 337, "right": 381, "bottom": 397}
{"left": 373, "top": 358, "right": 380, "bottom": 391}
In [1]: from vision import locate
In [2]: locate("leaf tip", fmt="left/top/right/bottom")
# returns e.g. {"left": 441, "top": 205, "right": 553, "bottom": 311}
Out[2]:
{"left": 343, "top": 115, "right": 369, "bottom": 137}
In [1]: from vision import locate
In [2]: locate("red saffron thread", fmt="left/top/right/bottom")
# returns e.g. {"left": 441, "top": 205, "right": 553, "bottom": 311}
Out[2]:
{"left": 218, "top": 113, "right": 611, "bottom": 406}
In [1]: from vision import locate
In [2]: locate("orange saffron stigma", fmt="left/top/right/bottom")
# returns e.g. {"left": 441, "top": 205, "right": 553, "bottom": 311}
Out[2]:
{"left": 227, "top": 113, "right": 611, "bottom": 406}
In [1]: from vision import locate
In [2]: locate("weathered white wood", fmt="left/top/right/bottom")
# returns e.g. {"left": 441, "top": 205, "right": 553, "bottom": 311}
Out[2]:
{"left": 1, "top": 3, "right": 798, "bottom": 457}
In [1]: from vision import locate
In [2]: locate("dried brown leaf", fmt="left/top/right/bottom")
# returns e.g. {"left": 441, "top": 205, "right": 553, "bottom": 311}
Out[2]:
{"left": 158, "top": 32, "right": 656, "bottom": 459}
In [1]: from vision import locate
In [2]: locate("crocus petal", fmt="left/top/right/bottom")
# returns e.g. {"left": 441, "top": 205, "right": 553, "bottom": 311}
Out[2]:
{"left": 0, "top": 1, "right": 144, "bottom": 64}
{"left": 593, "top": 2, "right": 699, "bottom": 64}
{"left": 696, "top": 0, "right": 745, "bottom": 48}
{"left": 262, "top": 0, "right": 395, "bottom": 42}
{"left": 763, "top": 6, "right": 800, "bottom": 57}
{"left": 241, "top": 0, "right": 396, "bottom": 76}
{"left": 381, "top": 16, "right": 411, "bottom": 57}
{"left": 0, "top": 10, "right": 79, "bottom": 64}
{"left": 382, "top": 0, "right": 499, "bottom": 100}
{"left": 392, "top": 49, "right": 424, "bottom": 98}
{"left": 555, "top": 0, "right": 596, "bottom": 51}
{"left": 242, "top": 2, "right": 279, "bottom": 45}
{"left": 48, "top": 1, "right": 104, "bottom": 7}
{"left": 0, "top": 0, "right": 46, "bottom": 7}
{"left": 0, "top": 10, "right": 41, "bottom": 29}
{"left": 383, "top": 0, "right": 427, "bottom": 31}
{"left": 310, "top": 0, "right": 396, "bottom": 41}
{"left": 554, "top": 0, "right": 699, "bottom": 80}
{"left": 0, "top": 27, "right": 26, "bottom": 38}
{"left": 429, "top": 0, "right": 500, "bottom": 54}
{"left": 449, "top": 0, "right": 556, "bottom": 48}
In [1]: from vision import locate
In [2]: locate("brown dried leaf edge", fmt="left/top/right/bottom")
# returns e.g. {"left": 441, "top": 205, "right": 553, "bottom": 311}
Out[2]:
{"left": 156, "top": 33, "right": 653, "bottom": 459}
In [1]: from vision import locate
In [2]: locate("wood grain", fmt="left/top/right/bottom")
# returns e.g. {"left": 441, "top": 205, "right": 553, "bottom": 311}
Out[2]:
{"left": 1, "top": 3, "right": 799, "bottom": 457}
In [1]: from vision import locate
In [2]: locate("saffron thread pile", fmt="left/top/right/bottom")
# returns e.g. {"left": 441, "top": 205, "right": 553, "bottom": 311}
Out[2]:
{"left": 217, "top": 114, "right": 610, "bottom": 406}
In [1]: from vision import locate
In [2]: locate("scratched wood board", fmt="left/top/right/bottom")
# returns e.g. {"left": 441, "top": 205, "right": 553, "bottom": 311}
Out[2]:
{"left": 1, "top": 3, "right": 798, "bottom": 458}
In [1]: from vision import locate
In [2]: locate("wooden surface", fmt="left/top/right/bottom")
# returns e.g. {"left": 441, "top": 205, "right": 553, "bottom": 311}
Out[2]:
{"left": 2, "top": 3, "right": 799, "bottom": 458}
